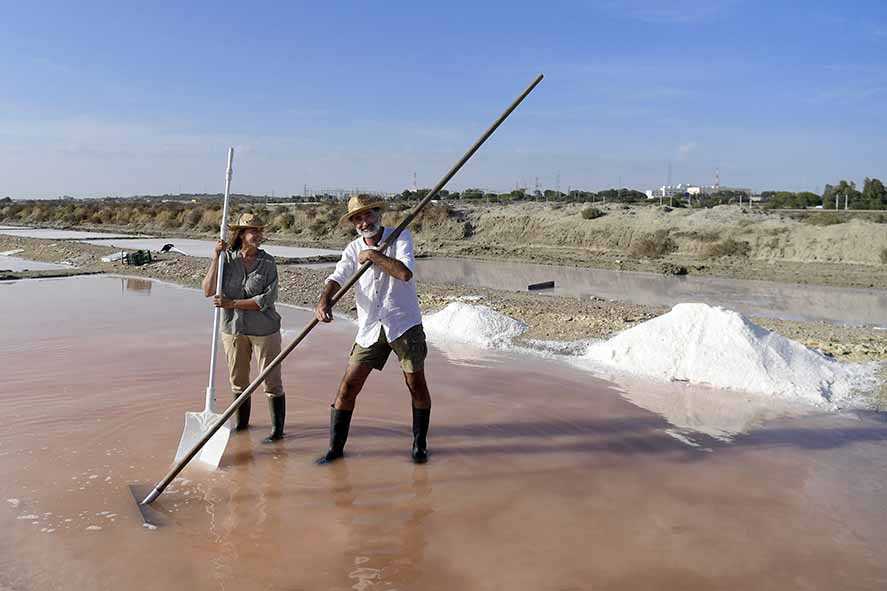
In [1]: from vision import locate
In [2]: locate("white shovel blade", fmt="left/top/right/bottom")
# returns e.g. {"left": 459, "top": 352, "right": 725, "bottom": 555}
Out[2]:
{"left": 174, "top": 411, "right": 231, "bottom": 468}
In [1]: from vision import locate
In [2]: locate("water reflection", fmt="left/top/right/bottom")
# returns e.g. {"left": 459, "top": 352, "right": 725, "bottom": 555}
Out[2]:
{"left": 416, "top": 257, "right": 887, "bottom": 326}
{"left": 330, "top": 465, "right": 432, "bottom": 590}
{"left": 0, "top": 256, "right": 68, "bottom": 272}
{"left": 0, "top": 228, "right": 138, "bottom": 240}
{"left": 119, "top": 277, "right": 153, "bottom": 295}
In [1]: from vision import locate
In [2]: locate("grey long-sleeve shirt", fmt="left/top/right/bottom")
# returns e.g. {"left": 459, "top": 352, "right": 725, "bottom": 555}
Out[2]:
{"left": 220, "top": 249, "right": 281, "bottom": 336}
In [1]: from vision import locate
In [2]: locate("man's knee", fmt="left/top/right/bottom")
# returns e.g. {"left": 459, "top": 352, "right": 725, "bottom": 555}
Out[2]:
{"left": 338, "top": 367, "right": 369, "bottom": 403}
{"left": 404, "top": 372, "right": 430, "bottom": 403}
{"left": 337, "top": 383, "right": 361, "bottom": 405}
{"left": 404, "top": 370, "right": 426, "bottom": 389}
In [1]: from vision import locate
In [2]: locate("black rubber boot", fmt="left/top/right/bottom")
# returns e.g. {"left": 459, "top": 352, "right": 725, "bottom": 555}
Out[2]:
{"left": 411, "top": 406, "right": 431, "bottom": 464}
{"left": 316, "top": 406, "right": 353, "bottom": 464}
{"left": 262, "top": 396, "right": 285, "bottom": 443}
{"left": 233, "top": 392, "right": 251, "bottom": 431}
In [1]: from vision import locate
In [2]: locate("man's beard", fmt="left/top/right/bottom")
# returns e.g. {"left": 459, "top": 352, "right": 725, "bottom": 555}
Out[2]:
{"left": 358, "top": 222, "right": 381, "bottom": 239}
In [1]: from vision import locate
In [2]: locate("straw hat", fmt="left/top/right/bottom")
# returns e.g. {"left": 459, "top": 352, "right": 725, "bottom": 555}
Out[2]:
{"left": 339, "top": 194, "right": 386, "bottom": 225}
{"left": 229, "top": 212, "right": 266, "bottom": 230}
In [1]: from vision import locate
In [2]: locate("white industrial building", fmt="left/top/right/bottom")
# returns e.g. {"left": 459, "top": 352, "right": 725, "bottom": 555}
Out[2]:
{"left": 648, "top": 184, "right": 752, "bottom": 199}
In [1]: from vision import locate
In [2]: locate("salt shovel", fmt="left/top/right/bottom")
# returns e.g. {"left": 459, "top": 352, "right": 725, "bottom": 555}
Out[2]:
{"left": 173, "top": 147, "right": 236, "bottom": 467}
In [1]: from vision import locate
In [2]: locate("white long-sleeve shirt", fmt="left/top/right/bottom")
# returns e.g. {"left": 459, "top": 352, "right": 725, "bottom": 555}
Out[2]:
{"left": 326, "top": 227, "right": 423, "bottom": 347}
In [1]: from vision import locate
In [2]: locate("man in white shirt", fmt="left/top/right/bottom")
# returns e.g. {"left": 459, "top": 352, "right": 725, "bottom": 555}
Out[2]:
{"left": 314, "top": 194, "right": 431, "bottom": 464}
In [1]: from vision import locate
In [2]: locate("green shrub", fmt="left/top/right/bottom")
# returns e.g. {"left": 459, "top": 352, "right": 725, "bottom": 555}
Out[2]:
{"left": 581, "top": 207, "right": 604, "bottom": 220}
{"left": 308, "top": 220, "right": 328, "bottom": 236}
{"left": 803, "top": 213, "right": 844, "bottom": 226}
{"left": 629, "top": 230, "right": 676, "bottom": 258}
{"left": 269, "top": 213, "right": 294, "bottom": 231}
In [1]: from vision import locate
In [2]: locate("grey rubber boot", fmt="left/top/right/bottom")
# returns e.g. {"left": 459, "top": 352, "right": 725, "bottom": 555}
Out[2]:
{"left": 262, "top": 396, "right": 285, "bottom": 443}
{"left": 316, "top": 406, "right": 353, "bottom": 464}
{"left": 233, "top": 392, "right": 251, "bottom": 431}
{"left": 411, "top": 406, "right": 430, "bottom": 464}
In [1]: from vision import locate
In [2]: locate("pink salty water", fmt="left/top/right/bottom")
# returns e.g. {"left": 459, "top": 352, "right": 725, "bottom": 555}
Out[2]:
{"left": 1, "top": 275, "right": 885, "bottom": 590}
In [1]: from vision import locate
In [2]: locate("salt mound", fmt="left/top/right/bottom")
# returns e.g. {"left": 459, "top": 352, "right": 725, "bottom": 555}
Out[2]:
{"left": 583, "top": 303, "right": 875, "bottom": 408}
{"left": 423, "top": 302, "right": 527, "bottom": 348}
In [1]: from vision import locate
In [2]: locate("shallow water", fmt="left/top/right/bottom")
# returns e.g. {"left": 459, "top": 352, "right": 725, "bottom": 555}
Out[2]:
{"left": 80, "top": 237, "right": 341, "bottom": 259}
{"left": 0, "top": 227, "right": 141, "bottom": 240}
{"left": 415, "top": 257, "right": 887, "bottom": 326}
{"left": 2, "top": 276, "right": 886, "bottom": 590}
{"left": 0, "top": 256, "right": 69, "bottom": 271}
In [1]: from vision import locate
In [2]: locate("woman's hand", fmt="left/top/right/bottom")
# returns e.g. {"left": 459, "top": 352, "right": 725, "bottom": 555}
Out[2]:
{"left": 214, "top": 240, "right": 227, "bottom": 256}
{"left": 213, "top": 296, "right": 236, "bottom": 309}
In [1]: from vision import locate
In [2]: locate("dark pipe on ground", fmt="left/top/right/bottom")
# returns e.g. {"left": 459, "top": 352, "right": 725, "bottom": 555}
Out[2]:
{"left": 528, "top": 280, "right": 555, "bottom": 291}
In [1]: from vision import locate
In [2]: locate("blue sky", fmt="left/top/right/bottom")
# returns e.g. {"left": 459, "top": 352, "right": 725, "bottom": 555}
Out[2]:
{"left": 1, "top": 0, "right": 885, "bottom": 197}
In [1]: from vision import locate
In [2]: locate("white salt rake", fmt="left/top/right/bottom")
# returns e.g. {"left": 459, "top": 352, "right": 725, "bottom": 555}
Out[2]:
{"left": 174, "top": 148, "right": 236, "bottom": 469}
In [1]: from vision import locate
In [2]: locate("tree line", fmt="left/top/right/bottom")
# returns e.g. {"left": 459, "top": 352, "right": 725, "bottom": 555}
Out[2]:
{"left": 3, "top": 177, "right": 885, "bottom": 210}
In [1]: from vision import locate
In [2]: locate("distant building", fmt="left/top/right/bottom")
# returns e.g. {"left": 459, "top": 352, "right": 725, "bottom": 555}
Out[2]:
{"left": 650, "top": 184, "right": 752, "bottom": 198}
{"left": 650, "top": 184, "right": 695, "bottom": 199}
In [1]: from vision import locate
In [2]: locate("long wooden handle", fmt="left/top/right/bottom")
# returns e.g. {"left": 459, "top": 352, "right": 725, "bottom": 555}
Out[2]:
{"left": 141, "top": 73, "right": 544, "bottom": 506}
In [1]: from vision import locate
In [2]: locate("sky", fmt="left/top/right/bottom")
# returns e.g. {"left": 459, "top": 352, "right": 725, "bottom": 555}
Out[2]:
{"left": 1, "top": 0, "right": 885, "bottom": 197}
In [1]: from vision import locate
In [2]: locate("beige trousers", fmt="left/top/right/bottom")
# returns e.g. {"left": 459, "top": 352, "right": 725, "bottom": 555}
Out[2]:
{"left": 221, "top": 332, "right": 285, "bottom": 399}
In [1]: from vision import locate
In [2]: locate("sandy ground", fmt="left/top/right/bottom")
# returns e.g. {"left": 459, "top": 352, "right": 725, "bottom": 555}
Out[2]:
{"left": 2, "top": 276, "right": 886, "bottom": 590}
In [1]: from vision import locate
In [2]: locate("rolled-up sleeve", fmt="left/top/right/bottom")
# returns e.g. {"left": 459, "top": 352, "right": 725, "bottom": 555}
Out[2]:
{"left": 392, "top": 229, "right": 415, "bottom": 273}
{"left": 326, "top": 245, "right": 356, "bottom": 286}
{"left": 252, "top": 265, "right": 279, "bottom": 311}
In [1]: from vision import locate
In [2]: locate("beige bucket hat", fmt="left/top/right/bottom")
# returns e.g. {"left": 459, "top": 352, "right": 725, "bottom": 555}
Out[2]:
{"left": 228, "top": 212, "right": 266, "bottom": 230}
{"left": 339, "top": 194, "right": 386, "bottom": 225}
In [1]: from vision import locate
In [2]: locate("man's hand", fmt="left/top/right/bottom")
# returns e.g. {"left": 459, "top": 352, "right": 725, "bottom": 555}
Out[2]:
{"left": 315, "top": 300, "right": 333, "bottom": 323}
{"left": 358, "top": 249, "right": 379, "bottom": 265}
{"left": 214, "top": 240, "right": 227, "bottom": 256}
{"left": 213, "top": 296, "right": 236, "bottom": 309}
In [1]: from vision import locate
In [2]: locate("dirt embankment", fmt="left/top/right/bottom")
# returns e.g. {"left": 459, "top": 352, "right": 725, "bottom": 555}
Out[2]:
{"left": 4, "top": 200, "right": 886, "bottom": 288}
{"left": 414, "top": 202, "right": 887, "bottom": 289}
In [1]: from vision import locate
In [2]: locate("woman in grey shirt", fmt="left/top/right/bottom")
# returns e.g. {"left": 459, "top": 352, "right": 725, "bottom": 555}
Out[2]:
{"left": 202, "top": 213, "right": 286, "bottom": 443}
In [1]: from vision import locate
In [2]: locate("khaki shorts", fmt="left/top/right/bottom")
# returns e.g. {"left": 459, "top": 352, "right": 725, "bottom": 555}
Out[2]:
{"left": 350, "top": 324, "right": 427, "bottom": 373}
